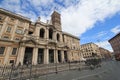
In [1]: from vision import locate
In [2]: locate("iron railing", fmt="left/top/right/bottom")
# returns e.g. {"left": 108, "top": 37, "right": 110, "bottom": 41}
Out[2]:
{"left": 0, "top": 62, "right": 88, "bottom": 80}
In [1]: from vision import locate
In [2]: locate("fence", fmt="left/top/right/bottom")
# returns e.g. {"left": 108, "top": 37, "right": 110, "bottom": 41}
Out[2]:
{"left": 0, "top": 62, "right": 88, "bottom": 80}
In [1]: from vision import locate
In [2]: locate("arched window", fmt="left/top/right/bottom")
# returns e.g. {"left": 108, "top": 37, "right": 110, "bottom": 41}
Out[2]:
{"left": 57, "top": 33, "right": 60, "bottom": 41}
{"left": 40, "top": 28, "right": 45, "bottom": 38}
{"left": 49, "top": 28, "right": 53, "bottom": 39}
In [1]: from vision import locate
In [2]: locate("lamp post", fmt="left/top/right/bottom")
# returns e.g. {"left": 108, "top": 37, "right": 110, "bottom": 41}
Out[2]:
{"left": 78, "top": 52, "right": 81, "bottom": 71}
{"left": 9, "top": 63, "right": 14, "bottom": 80}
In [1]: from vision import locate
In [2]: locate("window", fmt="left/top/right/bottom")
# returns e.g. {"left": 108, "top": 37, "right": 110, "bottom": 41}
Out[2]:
{"left": 3, "top": 36, "right": 9, "bottom": 39}
{"left": 28, "top": 31, "right": 33, "bottom": 35}
{"left": 0, "top": 24, "right": 3, "bottom": 31}
{"left": 18, "top": 20, "right": 24, "bottom": 26}
{"left": 15, "top": 29, "right": 23, "bottom": 34}
{"left": 57, "top": 33, "right": 60, "bottom": 41}
{"left": 10, "top": 60, "right": 14, "bottom": 64}
{"left": 40, "top": 28, "right": 45, "bottom": 38}
{"left": 12, "top": 48, "right": 17, "bottom": 55}
{"left": 6, "top": 26, "right": 11, "bottom": 33}
{"left": 10, "top": 18, "right": 15, "bottom": 22}
{"left": 15, "top": 37, "right": 20, "bottom": 41}
{"left": 0, "top": 47, "right": 5, "bottom": 54}
{"left": 49, "top": 28, "right": 53, "bottom": 39}
{"left": 0, "top": 15, "right": 4, "bottom": 21}
{"left": 0, "top": 16, "right": 2, "bottom": 20}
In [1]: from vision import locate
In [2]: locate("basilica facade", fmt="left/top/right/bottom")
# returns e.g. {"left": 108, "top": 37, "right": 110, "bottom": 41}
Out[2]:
{"left": 0, "top": 8, "right": 81, "bottom": 65}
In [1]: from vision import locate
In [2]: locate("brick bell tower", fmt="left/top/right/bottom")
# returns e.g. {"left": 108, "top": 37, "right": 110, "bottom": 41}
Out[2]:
{"left": 51, "top": 11, "right": 62, "bottom": 31}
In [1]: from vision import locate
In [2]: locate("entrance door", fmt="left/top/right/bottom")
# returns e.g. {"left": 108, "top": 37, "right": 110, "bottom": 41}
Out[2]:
{"left": 23, "top": 47, "right": 33, "bottom": 65}
{"left": 64, "top": 51, "right": 68, "bottom": 62}
{"left": 49, "top": 49, "right": 54, "bottom": 63}
{"left": 58, "top": 50, "right": 62, "bottom": 63}
{"left": 38, "top": 48, "right": 44, "bottom": 64}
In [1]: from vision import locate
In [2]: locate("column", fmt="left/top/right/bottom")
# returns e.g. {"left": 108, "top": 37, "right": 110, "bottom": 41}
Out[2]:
{"left": 4, "top": 47, "right": 11, "bottom": 65}
{"left": 44, "top": 48, "right": 49, "bottom": 64}
{"left": 32, "top": 47, "right": 38, "bottom": 65}
{"left": 16, "top": 47, "right": 25, "bottom": 65}
{"left": 61, "top": 51, "right": 65, "bottom": 63}
{"left": 54, "top": 49, "right": 58, "bottom": 63}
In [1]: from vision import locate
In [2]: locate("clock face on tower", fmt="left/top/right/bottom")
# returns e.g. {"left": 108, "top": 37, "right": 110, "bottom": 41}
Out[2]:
{"left": 51, "top": 11, "right": 61, "bottom": 31}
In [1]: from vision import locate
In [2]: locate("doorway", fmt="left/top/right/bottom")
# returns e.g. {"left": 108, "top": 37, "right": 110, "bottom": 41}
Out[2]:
{"left": 38, "top": 48, "right": 44, "bottom": 64}
{"left": 23, "top": 47, "right": 33, "bottom": 65}
{"left": 49, "top": 49, "right": 54, "bottom": 63}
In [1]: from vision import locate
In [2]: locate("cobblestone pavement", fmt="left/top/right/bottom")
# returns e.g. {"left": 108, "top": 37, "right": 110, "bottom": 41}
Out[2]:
{"left": 36, "top": 60, "right": 120, "bottom": 80}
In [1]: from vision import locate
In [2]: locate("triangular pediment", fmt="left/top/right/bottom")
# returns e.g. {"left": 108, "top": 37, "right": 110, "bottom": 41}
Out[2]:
{"left": 20, "top": 39, "right": 39, "bottom": 45}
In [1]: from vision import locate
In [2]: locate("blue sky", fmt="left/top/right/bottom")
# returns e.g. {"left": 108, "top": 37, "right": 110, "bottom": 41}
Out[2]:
{"left": 0, "top": 0, "right": 120, "bottom": 51}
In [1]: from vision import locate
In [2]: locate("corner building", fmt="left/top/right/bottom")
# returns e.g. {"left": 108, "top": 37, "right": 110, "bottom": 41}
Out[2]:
{"left": 109, "top": 32, "right": 120, "bottom": 60}
{"left": 80, "top": 43, "right": 101, "bottom": 60}
{"left": 0, "top": 8, "right": 81, "bottom": 65}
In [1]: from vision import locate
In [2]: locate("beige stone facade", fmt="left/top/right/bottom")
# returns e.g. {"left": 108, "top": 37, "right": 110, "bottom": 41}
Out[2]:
{"left": 0, "top": 8, "right": 81, "bottom": 65}
{"left": 80, "top": 42, "right": 101, "bottom": 60}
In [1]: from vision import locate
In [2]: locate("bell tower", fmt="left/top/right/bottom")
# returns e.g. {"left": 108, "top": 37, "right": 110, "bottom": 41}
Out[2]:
{"left": 51, "top": 11, "right": 61, "bottom": 31}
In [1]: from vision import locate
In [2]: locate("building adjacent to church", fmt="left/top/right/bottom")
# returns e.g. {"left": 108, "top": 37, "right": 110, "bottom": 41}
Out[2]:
{"left": 80, "top": 43, "right": 102, "bottom": 60}
{"left": 0, "top": 8, "right": 81, "bottom": 65}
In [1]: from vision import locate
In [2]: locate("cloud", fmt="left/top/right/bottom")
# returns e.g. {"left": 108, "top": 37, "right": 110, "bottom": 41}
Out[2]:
{"left": 95, "top": 40, "right": 113, "bottom": 52}
{"left": 61, "top": 0, "right": 120, "bottom": 36}
{"left": 0, "top": 0, "right": 120, "bottom": 37}
{"left": 96, "top": 31, "right": 108, "bottom": 38}
{"left": 111, "top": 25, "right": 120, "bottom": 34}
{"left": 30, "top": 0, "right": 54, "bottom": 7}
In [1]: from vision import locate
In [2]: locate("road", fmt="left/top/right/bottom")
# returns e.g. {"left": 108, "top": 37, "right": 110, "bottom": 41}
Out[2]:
{"left": 35, "top": 60, "right": 120, "bottom": 80}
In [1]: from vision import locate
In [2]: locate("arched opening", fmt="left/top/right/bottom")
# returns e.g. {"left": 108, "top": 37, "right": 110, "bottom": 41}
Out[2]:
{"left": 40, "top": 28, "right": 45, "bottom": 38}
{"left": 57, "top": 33, "right": 60, "bottom": 41}
{"left": 49, "top": 28, "right": 53, "bottom": 39}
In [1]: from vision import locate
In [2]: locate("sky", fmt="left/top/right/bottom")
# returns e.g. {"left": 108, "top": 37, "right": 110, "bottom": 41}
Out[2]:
{"left": 0, "top": 0, "right": 120, "bottom": 52}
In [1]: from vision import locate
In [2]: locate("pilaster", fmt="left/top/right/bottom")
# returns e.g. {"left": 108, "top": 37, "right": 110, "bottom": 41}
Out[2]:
{"left": 54, "top": 49, "right": 58, "bottom": 63}
{"left": 16, "top": 46, "right": 25, "bottom": 65}
{"left": 61, "top": 50, "right": 65, "bottom": 62}
{"left": 4, "top": 47, "right": 11, "bottom": 65}
{"left": 44, "top": 48, "right": 49, "bottom": 64}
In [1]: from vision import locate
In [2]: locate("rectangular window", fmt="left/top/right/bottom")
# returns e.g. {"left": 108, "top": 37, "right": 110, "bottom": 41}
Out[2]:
{"left": 6, "top": 26, "right": 11, "bottom": 33}
{"left": 0, "top": 24, "right": 3, "bottom": 31}
{"left": 15, "top": 37, "right": 20, "bottom": 41}
{"left": 12, "top": 48, "right": 17, "bottom": 55}
{"left": 18, "top": 20, "right": 24, "bottom": 26}
{"left": 0, "top": 15, "right": 3, "bottom": 21}
{"left": 0, "top": 15, "right": 5, "bottom": 22}
{"left": 3, "top": 36, "right": 9, "bottom": 39}
{"left": 10, "top": 60, "right": 14, "bottom": 64}
{"left": 0, "top": 47, "right": 5, "bottom": 54}
{"left": 15, "top": 29, "right": 23, "bottom": 34}
{"left": 10, "top": 18, "right": 15, "bottom": 21}
{"left": 0, "top": 16, "right": 2, "bottom": 21}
